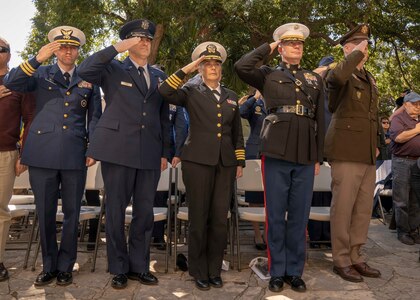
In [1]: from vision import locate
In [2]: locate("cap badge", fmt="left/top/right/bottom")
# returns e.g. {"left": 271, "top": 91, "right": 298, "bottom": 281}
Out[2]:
{"left": 60, "top": 29, "right": 73, "bottom": 40}
{"left": 361, "top": 25, "right": 368, "bottom": 34}
{"left": 207, "top": 44, "right": 217, "bottom": 53}
{"left": 294, "top": 24, "right": 299, "bottom": 30}
{"left": 141, "top": 20, "right": 149, "bottom": 30}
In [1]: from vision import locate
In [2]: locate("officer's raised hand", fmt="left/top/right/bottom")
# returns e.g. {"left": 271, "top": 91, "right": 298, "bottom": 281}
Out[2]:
{"left": 181, "top": 56, "right": 206, "bottom": 74}
{"left": 36, "top": 41, "right": 61, "bottom": 63}
{"left": 113, "top": 37, "right": 142, "bottom": 53}
{"left": 269, "top": 41, "right": 281, "bottom": 54}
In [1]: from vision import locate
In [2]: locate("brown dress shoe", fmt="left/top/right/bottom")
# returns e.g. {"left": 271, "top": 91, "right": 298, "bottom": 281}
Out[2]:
{"left": 352, "top": 263, "right": 381, "bottom": 278}
{"left": 333, "top": 265, "right": 363, "bottom": 282}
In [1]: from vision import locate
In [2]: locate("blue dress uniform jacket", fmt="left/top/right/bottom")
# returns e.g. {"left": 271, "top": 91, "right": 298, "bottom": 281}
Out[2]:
{"left": 239, "top": 96, "right": 266, "bottom": 159}
{"left": 169, "top": 104, "right": 189, "bottom": 159}
{"left": 77, "top": 46, "right": 171, "bottom": 169}
{"left": 325, "top": 50, "right": 379, "bottom": 165}
{"left": 159, "top": 70, "right": 245, "bottom": 167}
{"left": 235, "top": 43, "right": 325, "bottom": 165}
{"left": 4, "top": 58, "right": 102, "bottom": 170}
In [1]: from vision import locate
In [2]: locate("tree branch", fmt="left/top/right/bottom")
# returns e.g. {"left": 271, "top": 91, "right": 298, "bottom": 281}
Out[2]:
{"left": 391, "top": 41, "right": 412, "bottom": 90}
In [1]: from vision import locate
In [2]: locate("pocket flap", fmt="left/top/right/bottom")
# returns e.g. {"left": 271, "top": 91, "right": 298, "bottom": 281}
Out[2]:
{"left": 97, "top": 118, "right": 120, "bottom": 130}
{"left": 30, "top": 123, "right": 55, "bottom": 135}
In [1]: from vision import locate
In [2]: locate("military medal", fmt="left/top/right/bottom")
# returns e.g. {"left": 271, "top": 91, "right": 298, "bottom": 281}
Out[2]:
{"left": 227, "top": 99, "right": 237, "bottom": 106}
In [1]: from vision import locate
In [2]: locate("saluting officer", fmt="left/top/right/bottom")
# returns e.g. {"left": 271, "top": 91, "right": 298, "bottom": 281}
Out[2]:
{"left": 4, "top": 26, "right": 102, "bottom": 286}
{"left": 77, "top": 19, "right": 170, "bottom": 289}
{"left": 235, "top": 23, "right": 325, "bottom": 293}
{"left": 159, "top": 42, "right": 245, "bottom": 291}
{"left": 325, "top": 24, "right": 381, "bottom": 282}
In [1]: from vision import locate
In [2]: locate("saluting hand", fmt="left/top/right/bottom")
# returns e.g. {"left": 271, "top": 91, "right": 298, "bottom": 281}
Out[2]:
{"left": 269, "top": 41, "right": 281, "bottom": 55}
{"left": 86, "top": 157, "right": 97, "bottom": 167}
{"left": 181, "top": 56, "right": 206, "bottom": 74}
{"left": 0, "top": 85, "right": 12, "bottom": 99}
{"left": 113, "top": 37, "right": 142, "bottom": 53}
{"left": 36, "top": 41, "right": 61, "bottom": 63}
{"left": 353, "top": 40, "right": 368, "bottom": 53}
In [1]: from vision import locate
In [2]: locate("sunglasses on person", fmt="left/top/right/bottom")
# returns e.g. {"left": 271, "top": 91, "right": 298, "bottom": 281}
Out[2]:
{"left": 382, "top": 121, "right": 389, "bottom": 124}
{"left": 0, "top": 46, "right": 10, "bottom": 53}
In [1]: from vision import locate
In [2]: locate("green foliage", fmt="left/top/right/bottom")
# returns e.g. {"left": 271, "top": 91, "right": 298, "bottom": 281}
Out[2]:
{"left": 23, "top": 0, "right": 419, "bottom": 114}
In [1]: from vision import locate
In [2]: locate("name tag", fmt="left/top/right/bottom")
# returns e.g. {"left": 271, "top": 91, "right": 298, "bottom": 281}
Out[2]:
{"left": 227, "top": 99, "right": 237, "bottom": 106}
{"left": 121, "top": 81, "right": 133, "bottom": 87}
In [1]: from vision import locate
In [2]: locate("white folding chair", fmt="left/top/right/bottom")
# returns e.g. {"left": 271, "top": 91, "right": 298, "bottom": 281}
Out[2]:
{"left": 374, "top": 160, "right": 392, "bottom": 225}
{"left": 309, "top": 163, "right": 332, "bottom": 222}
{"left": 234, "top": 159, "right": 265, "bottom": 271}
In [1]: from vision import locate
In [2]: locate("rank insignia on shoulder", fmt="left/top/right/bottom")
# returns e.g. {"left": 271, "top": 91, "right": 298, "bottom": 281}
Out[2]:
{"left": 121, "top": 81, "right": 133, "bottom": 87}
{"left": 78, "top": 81, "right": 93, "bottom": 89}
{"left": 304, "top": 72, "right": 318, "bottom": 85}
{"left": 227, "top": 99, "right": 237, "bottom": 106}
{"left": 81, "top": 99, "right": 88, "bottom": 107}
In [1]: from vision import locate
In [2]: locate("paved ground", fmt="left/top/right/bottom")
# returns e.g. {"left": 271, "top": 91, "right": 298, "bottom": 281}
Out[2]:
{"left": 1, "top": 218, "right": 419, "bottom": 300}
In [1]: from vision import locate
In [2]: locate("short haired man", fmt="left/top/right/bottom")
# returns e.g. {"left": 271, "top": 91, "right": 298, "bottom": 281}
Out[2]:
{"left": 235, "top": 23, "right": 325, "bottom": 293}
{"left": 389, "top": 92, "right": 420, "bottom": 245}
{"left": 324, "top": 24, "right": 381, "bottom": 282}
{"left": 78, "top": 19, "right": 170, "bottom": 289}
{"left": 4, "top": 26, "right": 102, "bottom": 286}
{"left": 0, "top": 37, "right": 35, "bottom": 282}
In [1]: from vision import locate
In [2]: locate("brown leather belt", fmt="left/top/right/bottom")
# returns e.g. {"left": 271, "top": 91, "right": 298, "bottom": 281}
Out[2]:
{"left": 394, "top": 155, "right": 419, "bottom": 160}
{"left": 268, "top": 105, "right": 314, "bottom": 118}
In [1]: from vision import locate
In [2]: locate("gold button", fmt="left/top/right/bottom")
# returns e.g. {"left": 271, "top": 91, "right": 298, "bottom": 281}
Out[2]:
{"left": 65, "top": 102, "right": 69, "bottom": 106}
{"left": 48, "top": 87, "right": 52, "bottom": 90}
{"left": 295, "top": 88, "right": 300, "bottom": 92}
{"left": 66, "top": 91, "right": 70, "bottom": 95}
{"left": 141, "top": 125, "right": 145, "bottom": 129}
{"left": 217, "top": 133, "right": 221, "bottom": 138}
{"left": 63, "top": 125, "right": 67, "bottom": 130}
{"left": 64, "top": 114, "right": 68, "bottom": 118}
{"left": 292, "top": 70, "right": 297, "bottom": 74}
{"left": 279, "top": 80, "right": 282, "bottom": 83}
{"left": 297, "top": 100, "right": 301, "bottom": 104}
{"left": 217, "top": 113, "right": 221, "bottom": 117}
{"left": 143, "top": 112, "right": 146, "bottom": 116}
{"left": 37, "top": 130, "right": 41, "bottom": 134}
{"left": 217, "top": 123, "right": 221, "bottom": 127}
{"left": 217, "top": 104, "right": 221, "bottom": 108}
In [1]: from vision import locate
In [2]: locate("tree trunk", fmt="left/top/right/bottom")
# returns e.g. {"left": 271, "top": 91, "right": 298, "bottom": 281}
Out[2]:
{"left": 150, "top": 24, "right": 164, "bottom": 65}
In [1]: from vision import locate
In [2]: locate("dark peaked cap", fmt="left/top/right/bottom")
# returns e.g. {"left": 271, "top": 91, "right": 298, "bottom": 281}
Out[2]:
{"left": 119, "top": 19, "right": 156, "bottom": 40}
{"left": 339, "top": 24, "right": 371, "bottom": 45}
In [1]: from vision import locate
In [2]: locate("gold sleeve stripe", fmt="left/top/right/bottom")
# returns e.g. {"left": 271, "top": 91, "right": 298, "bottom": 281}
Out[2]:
{"left": 166, "top": 76, "right": 178, "bottom": 87}
{"left": 166, "top": 78, "right": 178, "bottom": 90}
{"left": 235, "top": 150, "right": 245, "bottom": 154}
{"left": 167, "top": 76, "right": 181, "bottom": 88}
{"left": 20, "top": 62, "right": 33, "bottom": 76}
{"left": 170, "top": 74, "right": 182, "bottom": 85}
{"left": 24, "top": 61, "right": 36, "bottom": 72}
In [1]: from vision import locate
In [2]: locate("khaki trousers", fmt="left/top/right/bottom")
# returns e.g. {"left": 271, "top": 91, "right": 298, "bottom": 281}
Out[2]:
{"left": 0, "top": 150, "right": 18, "bottom": 262}
{"left": 330, "top": 161, "right": 375, "bottom": 267}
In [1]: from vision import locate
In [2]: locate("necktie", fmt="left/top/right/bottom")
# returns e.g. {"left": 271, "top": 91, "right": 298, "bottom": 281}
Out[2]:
{"left": 63, "top": 72, "right": 70, "bottom": 87}
{"left": 138, "top": 67, "right": 148, "bottom": 95}
{"left": 212, "top": 89, "right": 220, "bottom": 101}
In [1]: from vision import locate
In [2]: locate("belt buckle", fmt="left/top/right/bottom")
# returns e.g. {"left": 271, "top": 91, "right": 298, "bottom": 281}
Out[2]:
{"left": 295, "top": 104, "right": 304, "bottom": 116}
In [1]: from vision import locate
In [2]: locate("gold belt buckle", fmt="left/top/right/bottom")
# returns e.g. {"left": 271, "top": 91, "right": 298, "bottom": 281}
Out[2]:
{"left": 295, "top": 104, "right": 304, "bottom": 116}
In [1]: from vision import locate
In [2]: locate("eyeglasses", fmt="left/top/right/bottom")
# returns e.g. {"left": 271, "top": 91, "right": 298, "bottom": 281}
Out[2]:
{"left": 382, "top": 121, "right": 389, "bottom": 124}
{"left": 0, "top": 46, "right": 10, "bottom": 53}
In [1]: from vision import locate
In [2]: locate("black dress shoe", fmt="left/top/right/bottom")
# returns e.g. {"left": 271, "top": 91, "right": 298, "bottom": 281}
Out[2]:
{"left": 195, "top": 279, "right": 210, "bottom": 291}
{"left": 284, "top": 275, "right": 306, "bottom": 292}
{"left": 56, "top": 272, "right": 73, "bottom": 286}
{"left": 0, "top": 263, "right": 9, "bottom": 282}
{"left": 111, "top": 274, "right": 128, "bottom": 289}
{"left": 34, "top": 271, "right": 58, "bottom": 286}
{"left": 209, "top": 276, "right": 223, "bottom": 288}
{"left": 268, "top": 276, "right": 284, "bottom": 293}
{"left": 127, "top": 272, "right": 158, "bottom": 285}
{"left": 176, "top": 253, "right": 188, "bottom": 271}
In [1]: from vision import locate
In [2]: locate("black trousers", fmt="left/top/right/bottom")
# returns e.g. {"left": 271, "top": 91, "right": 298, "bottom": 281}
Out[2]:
{"left": 29, "top": 166, "right": 86, "bottom": 272}
{"left": 101, "top": 162, "right": 160, "bottom": 274}
{"left": 182, "top": 160, "right": 236, "bottom": 280}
